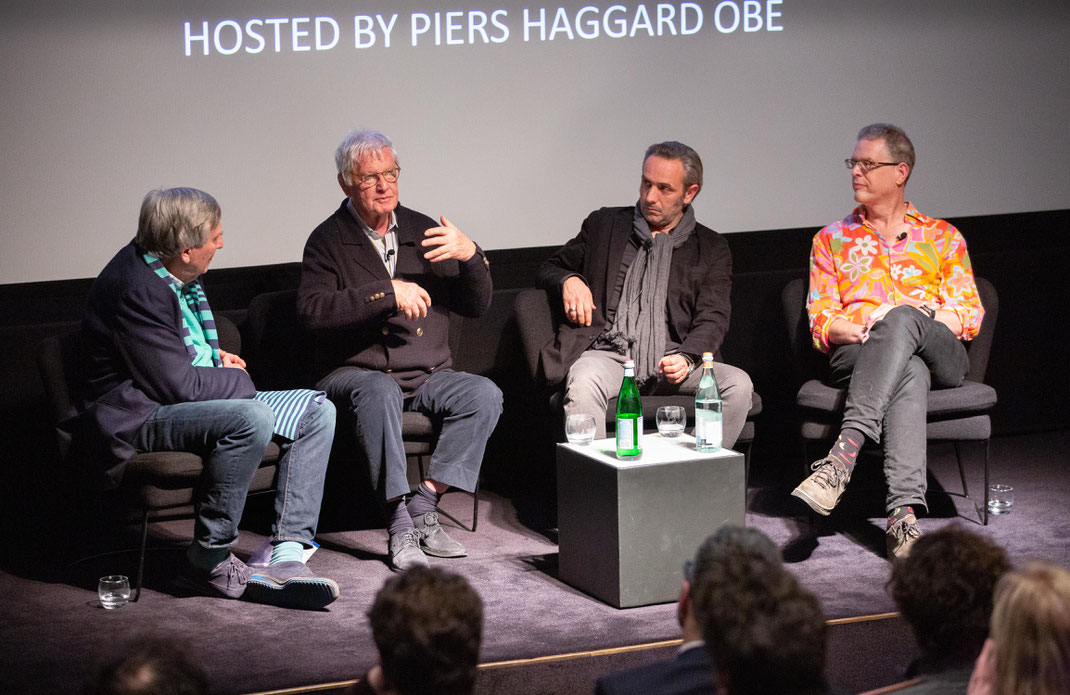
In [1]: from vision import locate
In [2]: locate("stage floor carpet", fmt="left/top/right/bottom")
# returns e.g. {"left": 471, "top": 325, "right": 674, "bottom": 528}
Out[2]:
{"left": 1, "top": 430, "right": 1066, "bottom": 694}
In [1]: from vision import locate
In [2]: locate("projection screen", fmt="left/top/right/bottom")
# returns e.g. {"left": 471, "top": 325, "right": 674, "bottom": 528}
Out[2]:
{"left": 2, "top": 0, "right": 1068, "bottom": 283}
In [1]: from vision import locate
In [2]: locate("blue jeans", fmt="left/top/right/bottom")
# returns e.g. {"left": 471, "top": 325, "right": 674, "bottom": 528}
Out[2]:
{"left": 132, "top": 397, "right": 335, "bottom": 549}
{"left": 320, "top": 368, "right": 502, "bottom": 502}
{"left": 828, "top": 306, "right": 969, "bottom": 512}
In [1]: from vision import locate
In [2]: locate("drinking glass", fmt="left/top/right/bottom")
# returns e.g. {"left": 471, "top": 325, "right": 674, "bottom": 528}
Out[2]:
{"left": 98, "top": 575, "right": 131, "bottom": 609}
{"left": 988, "top": 484, "right": 1014, "bottom": 515}
{"left": 656, "top": 405, "right": 686, "bottom": 437}
{"left": 565, "top": 414, "right": 596, "bottom": 445}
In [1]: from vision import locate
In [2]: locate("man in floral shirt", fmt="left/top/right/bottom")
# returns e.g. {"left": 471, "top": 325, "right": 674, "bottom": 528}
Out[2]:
{"left": 792, "top": 124, "right": 984, "bottom": 559}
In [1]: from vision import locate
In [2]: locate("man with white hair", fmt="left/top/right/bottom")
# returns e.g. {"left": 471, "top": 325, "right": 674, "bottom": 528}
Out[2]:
{"left": 299, "top": 129, "right": 502, "bottom": 571}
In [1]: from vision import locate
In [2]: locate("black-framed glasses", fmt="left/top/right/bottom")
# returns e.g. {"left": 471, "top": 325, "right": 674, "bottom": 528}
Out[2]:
{"left": 845, "top": 158, "right": 898, "bottom": 173}
{"left": 354, "top": 166, "right": 401, "bottom": 189}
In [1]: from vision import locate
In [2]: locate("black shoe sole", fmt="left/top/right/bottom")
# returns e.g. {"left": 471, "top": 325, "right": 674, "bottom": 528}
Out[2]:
{"left": 244, "top": 576, "right": 339, "bottom": 610}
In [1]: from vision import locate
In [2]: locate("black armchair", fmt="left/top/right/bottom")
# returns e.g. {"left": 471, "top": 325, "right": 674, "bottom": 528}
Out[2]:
{"left": 244, "top": 289, "right": 479, "bottom": 532}
{"left": 36, "top": 315, "right": 280, "bottom": 601}
{"left": 781, "top": 277, "right": 999, "bottom": 523}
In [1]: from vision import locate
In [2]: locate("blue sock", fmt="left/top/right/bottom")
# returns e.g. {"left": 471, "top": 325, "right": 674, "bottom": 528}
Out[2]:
{"left": 186, "top": 543, "right": 230, "bottom": 571}
{"left": 408, "top": 482, "right": 441, "bottom": 521}
{"left": 269, "top": 540, "right": 304, "bottom": 564}
{"left": 388, "top": 498, "right": 414, "bottom": 537}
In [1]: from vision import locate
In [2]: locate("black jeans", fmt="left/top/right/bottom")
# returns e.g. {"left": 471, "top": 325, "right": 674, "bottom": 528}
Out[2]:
{"left": 828, "top": 306, "right": 969, "bottom": 512}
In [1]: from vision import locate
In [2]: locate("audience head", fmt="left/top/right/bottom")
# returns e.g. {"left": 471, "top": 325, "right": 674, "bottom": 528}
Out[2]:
{"left": 889, "top": 523, "right": 1010, "bottom": 664}
{"left": 368, "top": 566, "right": 483, "bottom": 695}
{"left": 136, "top": 187, "right": 221, "bottom": 260}
{"left": 691, "top": 525, "right": 827, "bottom": 695}
{"left": 83, "top": 636, "right": 207, "bottom": 695}
{"left": 987, "top": 561, "right": 1070, "bottom": 695}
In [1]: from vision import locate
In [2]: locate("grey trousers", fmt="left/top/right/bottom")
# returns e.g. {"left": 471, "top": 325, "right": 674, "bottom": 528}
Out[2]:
{"left": 828, "top": 306, "right": 969, "bottom": 512}
{"left": 562, "top": 350, "right": 754, "bottom": 446}
{"left": 320, "top": 367, "right": 503, "bottom": 503}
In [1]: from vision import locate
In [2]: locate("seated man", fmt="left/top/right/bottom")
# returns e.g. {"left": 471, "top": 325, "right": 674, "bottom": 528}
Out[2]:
{"left": 299, "top": 129, "right": 502, "bottom": 571}
{"left": 792, "top": 123, "right": 985, "bottom": 559}
{"left": 536, "top": 141, "right": 752, "bottom": 445}
{"left": 595, "top": 525, "right": 783, "bottom": 695}
{"left": 68, "top": 187, "right": 338, "bottom": 609}
{"left": 343, "top": 567, "right": 483, "bottom": 695}
{"left": 693, "top": 528, "right": 830, "bottom": 695}
{"left": 878, "top": 524, "right": 1010, "bottom": 693}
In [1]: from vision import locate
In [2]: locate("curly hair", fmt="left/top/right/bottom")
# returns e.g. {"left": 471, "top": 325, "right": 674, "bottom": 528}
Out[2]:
{"left": 691, "top": 526, "right": 826, "bottom": 695}
{"left": 889, "top": 524, "right": 1010, "bottom": 661}
{"left": 368, "top": 567, "right": 483, "bottom": 695}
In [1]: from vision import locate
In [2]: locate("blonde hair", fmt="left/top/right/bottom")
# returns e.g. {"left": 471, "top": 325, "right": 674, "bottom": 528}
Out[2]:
{"left": 990, "top": 561, "right": 1070, "bottom": 695}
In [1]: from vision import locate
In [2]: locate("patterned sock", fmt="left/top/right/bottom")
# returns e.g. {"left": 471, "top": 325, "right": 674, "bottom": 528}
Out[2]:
{"left": 186, "top": 543, "right": 230, "bottom": 572}
{"left": 269, "top": 540, "right": 303, "bottom": 564}
{"left": 887, "top": 506, "right": 915, "bottom": 526}
{"left": 407, "top": 482, "right": 442, "bottom": 522}
{"left": 388, "top": 498, "right": 415, "bottom": 537}
{"left": 828, "top": 428, "right": 865, "bottom": 473}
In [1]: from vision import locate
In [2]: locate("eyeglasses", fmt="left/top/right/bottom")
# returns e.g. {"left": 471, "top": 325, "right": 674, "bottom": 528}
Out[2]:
{"left": 845, "top": 158, "right": 899, "bottom": 173}
{"left": 353, "top": 166, "right": 401, "bottom": 189}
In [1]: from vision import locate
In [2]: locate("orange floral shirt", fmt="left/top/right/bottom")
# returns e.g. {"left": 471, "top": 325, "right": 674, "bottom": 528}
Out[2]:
{"left": 808, "top": 202, "right": 984, "bottom": 353}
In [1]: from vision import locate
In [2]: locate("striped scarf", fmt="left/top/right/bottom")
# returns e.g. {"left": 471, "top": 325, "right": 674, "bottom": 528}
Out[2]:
{"left": 141, "top": 251, "right": 323, "bottom": 441}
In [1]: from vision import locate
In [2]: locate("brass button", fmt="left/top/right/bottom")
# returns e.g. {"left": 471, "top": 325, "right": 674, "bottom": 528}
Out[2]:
{"left": 385, "top": 368, "right": 392, "bottom": 373}
{"left": 381, "top": 326, "right": 389, "bottom": 335}
{"left": 416, "top": 327, "right": 423, "bottom": 337}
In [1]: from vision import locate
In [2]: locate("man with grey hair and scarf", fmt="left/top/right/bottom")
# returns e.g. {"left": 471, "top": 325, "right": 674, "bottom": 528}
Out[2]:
{"left": 537, "top": 141, "right": 753, "bottom": 444}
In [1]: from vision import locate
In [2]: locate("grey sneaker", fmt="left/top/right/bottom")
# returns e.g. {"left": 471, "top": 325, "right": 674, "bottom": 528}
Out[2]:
{"left": 414, "top": 512, "right": 467, "bottom": 558}
{"left": 246, "top": 561, "right": 340, "bottom": 610}
{"left": 886, "top": 513, "right": 922, "bottom": 560}
{"left": 389, "top": 528, "right": 430, "bottom": 571}
{"left": 179, "top": 553, "right": 251, "bottom": 599}
{"left": 791, "top": 457, "right": 852, "bottom": 516}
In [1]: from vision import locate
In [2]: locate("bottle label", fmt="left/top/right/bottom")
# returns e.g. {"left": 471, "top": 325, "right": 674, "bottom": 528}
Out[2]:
{"left": 616, "top": 415, "right": 642, "bottom": 452}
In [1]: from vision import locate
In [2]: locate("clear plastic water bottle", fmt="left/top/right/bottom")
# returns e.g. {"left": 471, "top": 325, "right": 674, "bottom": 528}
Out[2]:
{"left": 695, "top": 352, "right": 722, "bottom": 452}
{"left": 616, "top": 358, "right": 643, "bottom": 459}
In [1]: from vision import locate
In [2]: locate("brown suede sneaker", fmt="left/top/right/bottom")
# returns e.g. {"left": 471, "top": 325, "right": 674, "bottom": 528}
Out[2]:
{"left": 791, "top": 457, "right": 852, "bottom": 516}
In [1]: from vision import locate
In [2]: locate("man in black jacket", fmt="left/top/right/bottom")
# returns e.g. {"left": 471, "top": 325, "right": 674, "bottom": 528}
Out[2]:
{"left": 537, "top": 141, "right": 752, "bottom": 442}
{"left": 299, "top": 129, "right": 501, "bottom": 571}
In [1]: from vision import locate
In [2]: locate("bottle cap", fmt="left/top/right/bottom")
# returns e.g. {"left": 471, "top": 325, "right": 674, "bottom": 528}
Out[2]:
{"left": 701, "top": 352, "right": 713, "bottom": 362}
{"left": 624, "top": 359, "right": 635, "bottom": 368}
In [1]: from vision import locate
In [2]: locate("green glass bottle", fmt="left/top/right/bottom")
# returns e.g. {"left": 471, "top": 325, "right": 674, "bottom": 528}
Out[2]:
{"left": 616, "top": 358, "right": 643, "bottom": 459}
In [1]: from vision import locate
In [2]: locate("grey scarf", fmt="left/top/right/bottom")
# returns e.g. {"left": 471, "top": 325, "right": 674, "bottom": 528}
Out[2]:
{"left": 604, "top": 203, "right": 695, "bottom": 388}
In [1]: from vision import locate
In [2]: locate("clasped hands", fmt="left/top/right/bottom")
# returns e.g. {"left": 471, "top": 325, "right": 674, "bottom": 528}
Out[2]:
{"left": 393, "top": 216, "right": 476, "bottom": 320}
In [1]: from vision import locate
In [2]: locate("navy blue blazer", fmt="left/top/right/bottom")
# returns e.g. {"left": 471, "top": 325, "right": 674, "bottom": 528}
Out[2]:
{"left": 595, "top": 644, "right": 714, "bottom": 695}
{"left": 63, "top": 241, "right": 255, "bottom": 489}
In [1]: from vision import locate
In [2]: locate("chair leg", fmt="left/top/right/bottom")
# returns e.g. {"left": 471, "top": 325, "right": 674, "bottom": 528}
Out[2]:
{"left": 954, "top": 440, "right": 990, "bottom": 526}
{"left": 134, "top": 509, "right": 149, "bottom": 602}
{"left": 954, "top": 442, "right": 971, "bottom": 499}
{"left": 983, "top": 439, "right": 990, "bottom": 526}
